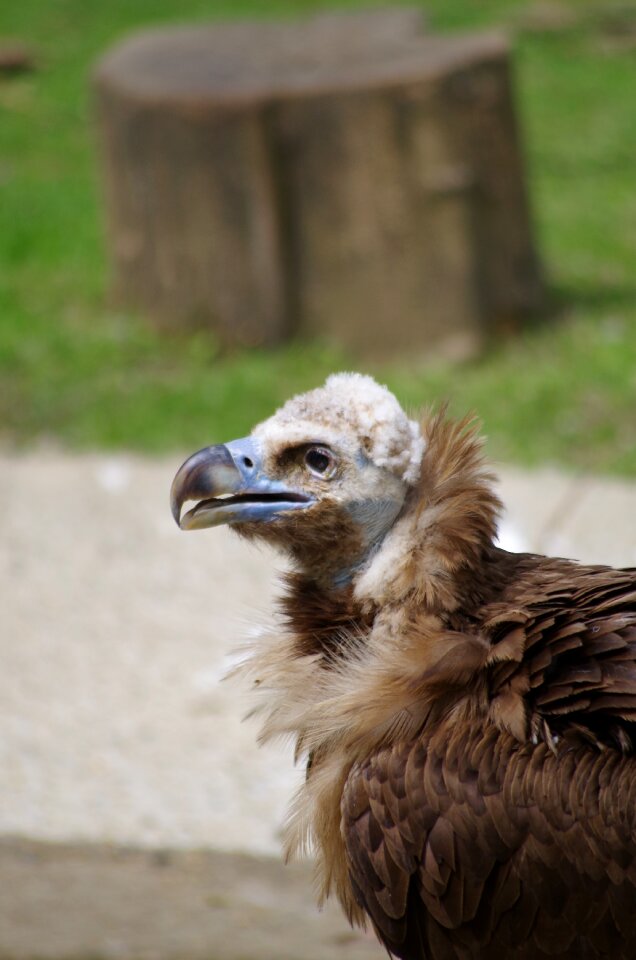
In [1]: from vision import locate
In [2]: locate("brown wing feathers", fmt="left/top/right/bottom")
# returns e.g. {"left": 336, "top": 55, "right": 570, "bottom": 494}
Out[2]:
{"left": 344, "top": 715, "right": 636, "bottom": 958}
{"left": 343, "top": 564, "right": 636, "bottom": 959}
{"left": 489, "top": 563, "right": 636, "bottom": 748}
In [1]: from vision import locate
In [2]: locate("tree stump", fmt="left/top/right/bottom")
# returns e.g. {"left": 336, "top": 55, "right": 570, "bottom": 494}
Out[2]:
{"left": 93, "top": 9, "right": 543, "bottom": 357}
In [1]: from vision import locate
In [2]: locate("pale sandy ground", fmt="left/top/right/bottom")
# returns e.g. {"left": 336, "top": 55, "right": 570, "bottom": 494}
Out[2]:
{"left": 1, "top": 450, "right": 635, "bottom": 856}
{"left": 0, "top": 450, "right": 634, "bottom": 959}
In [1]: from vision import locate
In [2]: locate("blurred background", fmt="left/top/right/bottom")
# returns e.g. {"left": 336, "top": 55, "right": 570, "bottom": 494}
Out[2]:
{"left": 0, "top": 2, "right": 634, "bottom": 959}
{"left": 1, "top": 0, "right": 634, "bottom": 470}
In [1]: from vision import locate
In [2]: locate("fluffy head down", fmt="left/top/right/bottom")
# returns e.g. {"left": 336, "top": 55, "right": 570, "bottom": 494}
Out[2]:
{"left": 252, "top": 373, "right": 425, "bottom": 485}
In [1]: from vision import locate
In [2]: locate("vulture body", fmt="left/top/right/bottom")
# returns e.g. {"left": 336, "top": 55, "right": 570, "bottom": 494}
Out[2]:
{"left": 171, "top": 374, "right": 636, "bottom": 959}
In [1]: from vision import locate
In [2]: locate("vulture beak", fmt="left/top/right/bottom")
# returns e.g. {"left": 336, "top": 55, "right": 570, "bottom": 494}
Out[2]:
{"left": 170, "top": 437, "right": 315, "bottom": 531}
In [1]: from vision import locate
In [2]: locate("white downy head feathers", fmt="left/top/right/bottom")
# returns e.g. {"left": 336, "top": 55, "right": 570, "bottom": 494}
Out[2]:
{"left": 252, "top": 373, "right": 425, "bottom": 485}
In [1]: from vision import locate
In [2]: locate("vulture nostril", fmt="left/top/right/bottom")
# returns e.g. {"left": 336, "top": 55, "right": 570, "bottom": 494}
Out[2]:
{"left": 242, "top": 456, "right": 254, "bottom": 469}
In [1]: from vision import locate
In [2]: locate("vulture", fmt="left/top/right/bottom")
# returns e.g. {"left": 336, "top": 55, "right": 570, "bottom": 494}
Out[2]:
{"left": 171, "top": 373, "right": 636, "bottom": 960}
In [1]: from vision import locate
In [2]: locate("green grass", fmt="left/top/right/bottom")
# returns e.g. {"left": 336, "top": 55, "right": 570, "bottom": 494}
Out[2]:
{"left": 0, "top": 0, "right": 635, "bottom": 473}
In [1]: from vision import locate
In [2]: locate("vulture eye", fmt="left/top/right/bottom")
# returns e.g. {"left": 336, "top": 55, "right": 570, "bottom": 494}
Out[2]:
{"left": 304, "top": 446, "right": 336, "bottom": 478}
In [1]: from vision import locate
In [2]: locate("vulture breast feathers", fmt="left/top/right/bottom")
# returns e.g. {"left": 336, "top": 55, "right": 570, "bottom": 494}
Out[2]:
{"left": 171, "top": 373, "right": 636, "bottom": 960}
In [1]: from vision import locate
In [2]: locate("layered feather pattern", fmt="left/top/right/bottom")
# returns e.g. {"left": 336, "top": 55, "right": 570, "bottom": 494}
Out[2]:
{"left": 226, "top": 397, "right": 636, "bottom": 959}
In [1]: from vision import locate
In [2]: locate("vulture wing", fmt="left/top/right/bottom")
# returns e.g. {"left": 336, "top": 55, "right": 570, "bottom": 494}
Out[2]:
{"left": 342, "top": 561, "right": 636, "bottom": 960}
{"left": 489, "top": 560, "right": 636, "bottom": 748}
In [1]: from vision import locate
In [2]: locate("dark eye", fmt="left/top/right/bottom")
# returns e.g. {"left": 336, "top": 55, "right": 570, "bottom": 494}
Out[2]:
{"left": 304, "top": 446, "right": 335, "bottom": 478}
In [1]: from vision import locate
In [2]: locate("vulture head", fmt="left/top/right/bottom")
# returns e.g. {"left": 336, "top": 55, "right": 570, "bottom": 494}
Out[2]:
{"left": 171, "top": 374, "right": 425, "bottom": 584}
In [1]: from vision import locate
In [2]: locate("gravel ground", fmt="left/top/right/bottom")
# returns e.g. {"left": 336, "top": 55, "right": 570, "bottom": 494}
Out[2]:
{"left": 1, "top": 449, "right": 635, "bottom": 855}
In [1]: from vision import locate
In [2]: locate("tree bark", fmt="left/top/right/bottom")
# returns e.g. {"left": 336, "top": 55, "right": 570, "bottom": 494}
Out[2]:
{"left": 93, "top": 9, "right": 543, "bottom": 356}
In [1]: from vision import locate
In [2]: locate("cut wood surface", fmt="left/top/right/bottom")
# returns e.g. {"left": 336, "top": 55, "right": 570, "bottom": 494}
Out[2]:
{"left": 94, "top": 9, "right": 543, "bottom": 356}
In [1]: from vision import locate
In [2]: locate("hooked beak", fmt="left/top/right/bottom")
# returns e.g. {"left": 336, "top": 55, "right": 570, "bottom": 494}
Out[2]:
{"left": 170, "top": 437, "right": 314, "bottom": 531}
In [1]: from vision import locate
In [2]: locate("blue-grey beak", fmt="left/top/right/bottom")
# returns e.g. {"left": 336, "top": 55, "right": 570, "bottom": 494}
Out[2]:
{"left": 170, "top": 437, "right": 314, "bottom": 531}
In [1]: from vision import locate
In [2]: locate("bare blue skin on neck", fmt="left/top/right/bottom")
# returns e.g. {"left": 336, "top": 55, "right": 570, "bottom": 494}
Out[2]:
{"left": 327, "top": 496, "right": 403, "bottom": 588}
